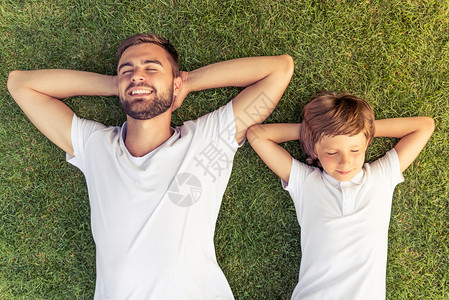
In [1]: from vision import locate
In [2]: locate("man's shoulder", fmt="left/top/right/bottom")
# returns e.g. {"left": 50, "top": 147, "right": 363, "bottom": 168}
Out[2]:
{"left": 178, "top": 102, "right": 234, "bottom": 134}
{"left": 71, "top": 114, "right": 123, "bottom": 145}
{"left": 73, "top": 114, "right": 119, "bottom": 132}
{"left": 193, "top": 102, "right": 232, "bottom": 123}
{"left": 176, "top": 102, "right": 239, "bottom": 152}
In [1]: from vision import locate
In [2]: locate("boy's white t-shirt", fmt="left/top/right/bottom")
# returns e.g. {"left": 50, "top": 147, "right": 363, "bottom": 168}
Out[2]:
{"left": 67, "top": 102, "right": 239, "bottom": 299}
{"left": 283, "top": 149, "right": 404, "bottom": 300}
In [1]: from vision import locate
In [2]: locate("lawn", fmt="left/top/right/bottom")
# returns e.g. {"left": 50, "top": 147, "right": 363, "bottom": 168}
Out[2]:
{"left": 0, "top": 0, "right": 448, "bottom": 299}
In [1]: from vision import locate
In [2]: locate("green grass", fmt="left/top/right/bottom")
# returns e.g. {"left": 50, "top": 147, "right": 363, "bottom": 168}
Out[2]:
{"left": 1, "top": 0, "right": 448, "bottom": 298}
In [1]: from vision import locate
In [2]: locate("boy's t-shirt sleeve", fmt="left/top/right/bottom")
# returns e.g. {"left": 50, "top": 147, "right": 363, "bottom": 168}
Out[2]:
{"left": 372, "top": 148, "right": 404, "bottom": 187}
{"left": 66, "top": 114, "right": 107, "bottom": 173}
{"left": 282, "top": 158, "right": 315, "bottom": 201}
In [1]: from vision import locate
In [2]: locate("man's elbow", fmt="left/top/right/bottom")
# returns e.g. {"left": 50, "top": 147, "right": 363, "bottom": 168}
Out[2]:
{"left": 7, "top": 70, "right": 23, "bottom": 96}
{"left": 278, "top": 54, "right": 294, "bottom": 78}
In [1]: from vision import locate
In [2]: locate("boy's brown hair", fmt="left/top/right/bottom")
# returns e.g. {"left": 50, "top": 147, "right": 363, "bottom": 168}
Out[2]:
{"left": 117, "top": 33, "right": 180, "bottom": 78}
{"left": 299, "top": 92, "right": 375, "bottom": 167}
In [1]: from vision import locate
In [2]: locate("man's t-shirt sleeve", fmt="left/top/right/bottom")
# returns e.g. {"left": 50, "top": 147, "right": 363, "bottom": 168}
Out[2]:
{"left": 194, "top": 101, "right": 241, "bottom": 150}
{"left": 66, "top": 114, "right": 106, "bottom": 173}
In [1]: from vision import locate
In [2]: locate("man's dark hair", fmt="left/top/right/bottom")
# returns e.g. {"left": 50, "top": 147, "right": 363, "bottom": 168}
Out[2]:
{"left": 117, "top": 33, "right": 180, "bottom": 77}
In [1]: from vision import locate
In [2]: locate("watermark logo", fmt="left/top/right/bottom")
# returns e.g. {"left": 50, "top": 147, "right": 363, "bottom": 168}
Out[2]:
{"left": 194, "top": 143, "right": 232, "bottom": 182}
{"left": 167, "top": 173, "right": 202, "bottom": 207}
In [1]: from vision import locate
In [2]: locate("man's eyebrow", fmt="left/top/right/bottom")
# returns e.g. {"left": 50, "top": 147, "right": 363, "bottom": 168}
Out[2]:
{"left": 142, "top": 59, "right": 163, "bottom": 66}
{"left": 118, "top": 59, "right": 163, "bottom": 72}
{"left": 118, "top": 62, "right": 133, "bottom": 72}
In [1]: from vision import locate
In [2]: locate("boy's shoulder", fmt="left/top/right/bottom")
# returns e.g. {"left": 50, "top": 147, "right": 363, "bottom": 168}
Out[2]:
{"left": 364, "top": 148, "right": 404, "bottom": 186}
{"left": 284, "top": 157, "right": 320, "bottom": 188}
{"left": 291, "top": 157, "right": 319, "bottom": 174}
{"left": 367, "top": 148, "right": 399, "bottom": 170}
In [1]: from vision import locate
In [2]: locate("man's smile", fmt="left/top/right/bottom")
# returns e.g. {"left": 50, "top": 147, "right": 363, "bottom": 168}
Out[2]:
{"left": 129, "top": 89, "right": 154, "bottom": 96}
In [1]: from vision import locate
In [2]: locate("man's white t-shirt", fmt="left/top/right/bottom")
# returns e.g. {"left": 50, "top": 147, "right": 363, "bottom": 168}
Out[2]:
{"left": 283, "top": 149, "right": 404, "bottom": 300}
{"left": 67, "top": 102, "right": 239, "bottom": 299}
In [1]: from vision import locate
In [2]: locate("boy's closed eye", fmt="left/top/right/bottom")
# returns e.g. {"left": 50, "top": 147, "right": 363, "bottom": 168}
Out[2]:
{"left": 326, "top": 149, "right": 359, "bottom": 155}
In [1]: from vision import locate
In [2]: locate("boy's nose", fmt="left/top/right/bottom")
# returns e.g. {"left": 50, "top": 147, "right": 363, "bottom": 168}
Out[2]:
{"left": 339, "top": 153, "right": 351, "bottom": 166}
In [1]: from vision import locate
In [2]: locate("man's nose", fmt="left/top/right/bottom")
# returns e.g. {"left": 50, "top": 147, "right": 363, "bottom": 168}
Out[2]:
{"left": 131, "top": 70, "right": 145, "bottom": 82}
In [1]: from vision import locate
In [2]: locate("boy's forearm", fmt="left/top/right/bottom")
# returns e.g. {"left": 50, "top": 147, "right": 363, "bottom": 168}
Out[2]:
{"left": 375, "top": 117, "right": 434, "bottom": 172}
{"left": 248, "top": 123, "right": 298, "bottom": 183}
{"left": 8, "top": 69, "right": 117, "bottom": 100}
{"left": 374, "top": 117, "right": 433, "bottom": 139}
{"left": 374, "top": 119, "right": 402, "bottom": 138}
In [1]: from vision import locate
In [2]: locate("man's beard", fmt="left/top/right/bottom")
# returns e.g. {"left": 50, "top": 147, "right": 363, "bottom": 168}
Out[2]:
{"left": 120, "top": 82, "right": 174, "bottom": 120}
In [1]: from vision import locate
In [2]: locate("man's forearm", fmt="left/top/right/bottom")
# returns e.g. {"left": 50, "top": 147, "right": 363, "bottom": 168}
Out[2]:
{"left": 8, "top": 69, "right": 117, "bottom": 100}
{"left": 7, "top": 69, "right": 118, "bottom": 156}
{"left": 184, "top": 56, "right": 290, "bottom": 93}
{"left": 178, "top": 55, "right": 294, "bottom": 144}
{"left": 248, "top": 123, "right": 301, "bottom": 144}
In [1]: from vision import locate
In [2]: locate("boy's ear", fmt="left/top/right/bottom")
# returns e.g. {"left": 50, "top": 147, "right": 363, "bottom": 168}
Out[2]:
{"left": 312, "top": 151, "right": 322, "bottom": 167}
{"left": 311, "top": 147, "right": 318, "bottom": 160}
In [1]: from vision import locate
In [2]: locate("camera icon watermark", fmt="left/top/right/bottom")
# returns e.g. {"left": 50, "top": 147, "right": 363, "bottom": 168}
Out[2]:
{"left": 167, "top": 173, "right": 203, "bottom": 207}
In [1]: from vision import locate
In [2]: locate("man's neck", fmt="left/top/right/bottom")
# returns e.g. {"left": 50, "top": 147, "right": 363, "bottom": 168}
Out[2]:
{"left": 124, "top": 112, "right": 173, "bottom": 157}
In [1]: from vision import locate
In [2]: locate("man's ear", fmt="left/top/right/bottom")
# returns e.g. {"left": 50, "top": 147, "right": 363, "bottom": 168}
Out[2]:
{"left": 171, "top": 76, "right": 184, "bottom": 112}
{"left": 173, "top": 76, "right": 182, "bottom": 95}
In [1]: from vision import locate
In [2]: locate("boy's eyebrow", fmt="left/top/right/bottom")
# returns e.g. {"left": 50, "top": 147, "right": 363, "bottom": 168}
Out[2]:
{"left": 321, "top": 143, "right": 364, "bottom": 150}
{"left": 349, "top": 143, "right": 363, "bottom": 147}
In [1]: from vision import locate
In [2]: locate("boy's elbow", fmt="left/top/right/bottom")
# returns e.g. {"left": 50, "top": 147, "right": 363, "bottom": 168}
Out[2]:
{"left": 422, "top": 116, "right": 435, "bottom": 134}
{"left": 418, "top": 116, "right": 435, "bottom": 130}
{"left": 414, "top": 117, "right": 435, "bottom": 143}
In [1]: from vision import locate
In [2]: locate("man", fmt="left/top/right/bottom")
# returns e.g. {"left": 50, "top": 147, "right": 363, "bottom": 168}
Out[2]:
{"left": 7, "top": 33, "right": 294, "bottom": 299}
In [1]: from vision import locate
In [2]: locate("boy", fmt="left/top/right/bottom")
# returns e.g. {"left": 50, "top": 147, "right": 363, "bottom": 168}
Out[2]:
{"left": 247, "top": 92, "right": 434, "bottom": 299}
